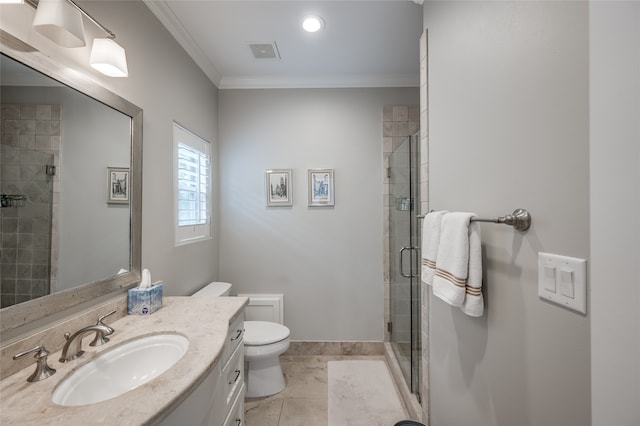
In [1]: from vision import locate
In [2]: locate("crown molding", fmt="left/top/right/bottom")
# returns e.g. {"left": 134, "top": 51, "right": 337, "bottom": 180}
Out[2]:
{"left": 219, "top": 74, "right": 419, "bottom": 90}
{"left": 143, "top": 0, "right": 222, "bottom": 87}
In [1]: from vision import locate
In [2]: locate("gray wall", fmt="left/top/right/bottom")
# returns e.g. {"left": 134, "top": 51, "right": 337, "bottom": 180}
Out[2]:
{"left": 218, "top": 88, "right": 418, "bottom": 341}
{"left": 589, "top": 2, "right": 640, "bottom": 425}
{"left": 423, "top": 2, "right": 590, "bottom": 425}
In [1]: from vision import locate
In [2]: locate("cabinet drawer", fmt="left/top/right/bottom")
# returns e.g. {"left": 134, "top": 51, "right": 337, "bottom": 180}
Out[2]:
{"left": 222, "top": 382, "right": 245, "bottom": 426}
{"left": 223, "top": 314, "right": 244, "bottom": 364}
{"left": 222, "top": 341, "right": 244, "bottom": 412}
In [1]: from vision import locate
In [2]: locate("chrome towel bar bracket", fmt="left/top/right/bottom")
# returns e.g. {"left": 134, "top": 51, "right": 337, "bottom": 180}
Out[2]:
{"left": 417, "top": 208, "right": 532, "bottom": 232}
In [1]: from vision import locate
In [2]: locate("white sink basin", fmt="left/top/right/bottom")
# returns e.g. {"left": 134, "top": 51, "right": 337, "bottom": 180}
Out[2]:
{"left": 52, "top": 333, "right": 189, "bottom": 406}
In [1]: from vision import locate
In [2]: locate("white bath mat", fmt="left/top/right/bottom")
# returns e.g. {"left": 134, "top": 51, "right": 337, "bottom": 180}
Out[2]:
{"left": 328, "top": 360, "right": 407, "bottom": 426}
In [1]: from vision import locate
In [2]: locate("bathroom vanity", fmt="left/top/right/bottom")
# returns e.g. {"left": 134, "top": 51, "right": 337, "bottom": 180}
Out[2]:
{"left": 0, "top": 297, "right": 247, "bottom": 425}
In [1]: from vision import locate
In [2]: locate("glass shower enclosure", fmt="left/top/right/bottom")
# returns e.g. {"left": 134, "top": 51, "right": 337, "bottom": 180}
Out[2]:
{"left": 389, "top": 132, "right": 421, "bottom": 399}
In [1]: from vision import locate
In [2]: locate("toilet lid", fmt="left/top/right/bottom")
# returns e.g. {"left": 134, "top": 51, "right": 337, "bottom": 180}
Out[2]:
{"left": 244, "top": 321, "right": 290, "bottom": 346}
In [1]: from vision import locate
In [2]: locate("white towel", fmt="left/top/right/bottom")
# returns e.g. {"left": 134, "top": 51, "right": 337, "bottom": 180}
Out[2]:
{"left": 432, "top": 212, "right": 484, "bottom": 316}
{"left": 461, "top": 222, "right": 484, "bottom": 317}
{"left": 421, "top": 210, "right": 447, "bottom": 286}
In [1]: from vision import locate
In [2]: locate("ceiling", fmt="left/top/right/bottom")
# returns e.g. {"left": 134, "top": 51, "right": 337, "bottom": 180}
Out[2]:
{"left": 143, "top": 0, "right": 424, "bottom": 89}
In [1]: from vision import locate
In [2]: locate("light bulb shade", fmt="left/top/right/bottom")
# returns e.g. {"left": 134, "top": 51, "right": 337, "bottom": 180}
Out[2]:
{"left": 33, "top": 0, "right": 86, "bottom": 48}
{"left": 90, "top": 38, "right": 128, "bottom": 77}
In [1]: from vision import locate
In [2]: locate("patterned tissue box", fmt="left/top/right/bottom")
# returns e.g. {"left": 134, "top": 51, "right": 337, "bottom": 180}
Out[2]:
{"left": 127, "top": 282, "right": 163, "bottom": 315}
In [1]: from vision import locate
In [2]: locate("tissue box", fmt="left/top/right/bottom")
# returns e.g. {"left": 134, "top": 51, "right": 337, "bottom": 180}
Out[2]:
{"left": 128, "top": 282, "right": 163, "bottom": 315}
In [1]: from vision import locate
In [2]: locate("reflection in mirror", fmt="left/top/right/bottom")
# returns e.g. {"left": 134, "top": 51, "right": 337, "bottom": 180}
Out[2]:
{"left": 1, "top": 54, "right": 131, "bottom": 308}
{"left": 0, "top": 31, "right": 142, "bottom": 335}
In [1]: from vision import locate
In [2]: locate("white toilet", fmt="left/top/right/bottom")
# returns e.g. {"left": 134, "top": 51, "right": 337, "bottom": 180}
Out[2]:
{"left": 192, "top": 282, "right": 291, "bottom": 398}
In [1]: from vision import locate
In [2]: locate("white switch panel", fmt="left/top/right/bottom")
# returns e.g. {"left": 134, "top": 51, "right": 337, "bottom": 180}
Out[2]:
{"left": 538, "top": 252, "right": 587, "bottom": 314}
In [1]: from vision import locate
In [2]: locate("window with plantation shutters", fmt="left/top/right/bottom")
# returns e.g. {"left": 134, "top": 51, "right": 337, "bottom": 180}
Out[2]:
{"left": 173, "top": 123, "right": 211, "bottom": 246}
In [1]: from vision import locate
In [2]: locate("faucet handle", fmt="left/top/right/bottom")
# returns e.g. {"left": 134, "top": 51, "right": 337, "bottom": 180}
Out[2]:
{"left": 90, "top": 309, "right": 117, "bottom": 347}
{"left": 13, "top": 345, "right": 56, "bottom": 382}
{"left": 97, "top": 309, "right": 117, "bottom": 326}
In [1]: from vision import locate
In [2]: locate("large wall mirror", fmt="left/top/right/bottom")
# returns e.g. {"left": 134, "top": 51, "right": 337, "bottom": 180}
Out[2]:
{"left": 0, "top": 31, "right": 142, "bottom": 336}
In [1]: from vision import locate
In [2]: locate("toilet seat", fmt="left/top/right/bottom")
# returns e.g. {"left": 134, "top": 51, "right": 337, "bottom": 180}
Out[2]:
{"left": 244, "top": 321, "right": 290, "bottom": 346}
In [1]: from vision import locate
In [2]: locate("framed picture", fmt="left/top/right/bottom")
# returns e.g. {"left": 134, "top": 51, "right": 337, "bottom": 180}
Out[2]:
{"left": 308, "top": 168, "right": 334, "bottom": 207}
{"left": 266, "top": 169, "right": 292, "bottom": 206}
{"left": 107, "top": 167, "right": 130, "bottom": 204}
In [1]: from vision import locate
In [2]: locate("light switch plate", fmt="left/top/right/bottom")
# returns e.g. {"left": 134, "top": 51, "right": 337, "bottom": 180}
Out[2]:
{"left": 538, "top": 252, "right": 587, "bottom": 314}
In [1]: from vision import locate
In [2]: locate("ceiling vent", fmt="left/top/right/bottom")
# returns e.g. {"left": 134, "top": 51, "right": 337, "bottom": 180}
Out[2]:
{"left": 248, "top": 42, "right": 281, "bottom": 60}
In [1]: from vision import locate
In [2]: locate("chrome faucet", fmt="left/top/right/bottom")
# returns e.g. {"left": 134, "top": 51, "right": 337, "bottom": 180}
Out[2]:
{"left": 90, "top": 310, "right": 117, "bottom": 347}
{"left": 59, "top": 310, "right": 116, "bottom": 363}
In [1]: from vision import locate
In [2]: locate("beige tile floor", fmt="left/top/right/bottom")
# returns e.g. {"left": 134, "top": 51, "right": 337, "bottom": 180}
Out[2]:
{"left": 245, "top": 355, "right": 390, "bottom": 426}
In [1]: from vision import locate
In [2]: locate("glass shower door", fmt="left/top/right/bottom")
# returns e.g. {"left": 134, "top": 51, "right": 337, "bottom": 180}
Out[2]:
{"left": 389, "top": 132, "right": 421, "bottom": 397}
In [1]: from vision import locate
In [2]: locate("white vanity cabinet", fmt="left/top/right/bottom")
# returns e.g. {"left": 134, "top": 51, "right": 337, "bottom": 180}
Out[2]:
{"left": 161, "top": 313, "right": 245, "bottom": 426}
{"left": 221, "top": 314, "right": 246, "bottom": 426}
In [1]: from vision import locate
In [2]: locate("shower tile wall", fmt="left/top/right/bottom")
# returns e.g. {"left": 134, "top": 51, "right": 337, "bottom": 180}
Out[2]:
{"left": 0, "top": 103, "right": 60, "bottom": 308}
{"left": 382, "top": 105, "right": 419, "bottom": 342}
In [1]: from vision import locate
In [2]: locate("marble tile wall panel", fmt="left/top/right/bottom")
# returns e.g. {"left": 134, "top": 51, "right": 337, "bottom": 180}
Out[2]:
{"left": 1, "top": 103, "right": 60, "bottom": 308}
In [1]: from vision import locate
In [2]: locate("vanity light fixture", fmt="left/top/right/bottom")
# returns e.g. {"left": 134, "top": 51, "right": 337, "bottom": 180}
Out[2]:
{"left": 30, "top": 0, "right": 128, "bottom": 77}
{"left": 33, "top": 0, "right": 86, "bottom": 47}
{"left": 302, "top": 15, "right": 325, "bottom": 33}
{"left": 90, "top": 38, "right": 128, "bottom": 77}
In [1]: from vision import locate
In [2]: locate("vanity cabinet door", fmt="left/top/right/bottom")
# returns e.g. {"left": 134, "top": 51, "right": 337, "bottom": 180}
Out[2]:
{"left": 159, "top": 363, "right": 221, "bottom": 426}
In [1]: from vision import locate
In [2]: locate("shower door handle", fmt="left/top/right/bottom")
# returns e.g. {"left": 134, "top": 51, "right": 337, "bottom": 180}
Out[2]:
{"left": 400, "top": 246, "right": 420, "bottom": 278}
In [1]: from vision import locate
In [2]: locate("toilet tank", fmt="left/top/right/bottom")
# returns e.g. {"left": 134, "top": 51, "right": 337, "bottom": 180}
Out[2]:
{"left": 192, "top": 282, "right": 232, "bottom": 297}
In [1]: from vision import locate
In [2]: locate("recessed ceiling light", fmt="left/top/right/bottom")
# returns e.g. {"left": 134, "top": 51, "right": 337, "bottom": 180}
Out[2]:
{"left": 302, "top": 16, "right": 325, "bottom": 33}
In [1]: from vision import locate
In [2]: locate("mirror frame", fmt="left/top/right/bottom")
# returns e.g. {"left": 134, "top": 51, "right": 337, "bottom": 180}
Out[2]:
{"left": 0, "top": 31, "right": 142, "bottom": 334}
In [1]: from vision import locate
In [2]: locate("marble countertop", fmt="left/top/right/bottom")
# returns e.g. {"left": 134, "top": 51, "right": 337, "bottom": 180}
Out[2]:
{"left": 0, "top": 296, "right": 248, "bottom": 425}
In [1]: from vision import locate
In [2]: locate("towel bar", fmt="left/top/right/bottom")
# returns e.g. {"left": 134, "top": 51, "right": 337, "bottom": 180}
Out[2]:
{"left": 417, "top": 208, "right": 531, "bottom": 232}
